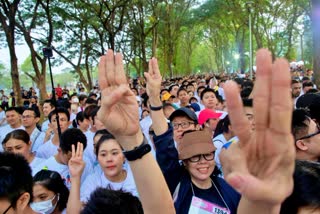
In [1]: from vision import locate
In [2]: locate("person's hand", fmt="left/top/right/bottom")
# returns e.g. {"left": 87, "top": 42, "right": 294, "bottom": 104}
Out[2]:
{"left": 97, "top": 50, "right": 142, "bottom": 147}
{"left": 220, "top": 49, "right": 295, "bottom": 206}
{"left": 68, "top": 142, "right": 85, "bottom": 179}
{"left": 144, "top": 58, "right": 162, "bottom": 101}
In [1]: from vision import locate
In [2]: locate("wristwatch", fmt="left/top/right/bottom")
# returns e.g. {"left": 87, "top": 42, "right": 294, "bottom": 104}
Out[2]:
{"left": 123, "top": 136, "right": 151, "bottom": 161}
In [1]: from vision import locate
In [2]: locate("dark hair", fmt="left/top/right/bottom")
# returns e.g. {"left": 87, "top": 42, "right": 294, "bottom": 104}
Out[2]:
{"left": 303, "top": 81, "right": 314, "bottom": 88}
{"left": 48, "top": 107, "right": 70, "bottom": 123}
{"left": 33, "top": 170, "right": 69, "bottom": 212}
{"left": 94, "top": 129, "right": 111, "bottom": 139}
{"left": 240, "top": 87, "right": 252, "bottom": 99}
{"left": 0, "top": 152, "right": 33, "bottom": 208}
{"left": 200, "top": 88, "right": 217, "bottom": 100}
{"left": 177, "top": 87, "right": 188, "bottom": 97}
{"left": 23, "top": 107, "right": 40, "bottom": 118}
{"left": 306, "top": 88, "right": 319, "bottom": 94}
{"left": 213, "top": 115, "right": 231, "bottom": 138}
{"left": 2, "top": 129, "right": 30, "bottom": 146}
{"left": 292, "top": 108, "right": 311, "bottom": 141}
{"left": 60, "top": 128, "right": 87, "bottom": 153}
{"left": 280, "top": 161, "right": 320, "bottom": 214}
{"left": 85, "top": 97, "right": 98, "bottom": 105}
{"left": 168, "top": 84, "right": 179, "bottom": 93}
{"left": 242, "top": 98, "right": 253, "bottom": 107}
{"left": 81, "top": 188, "right": 143, "bottom": 214}
{"left": 5, "top": 106, "right": 20, "bottom": 114}
{"left": 196, "top": 86, "right": 206, "bottom": 95}
{"left": 43, "top": 99, "right": 55, "bottom": 108}
{"left": 78, "top": 94, "right": 88, "bottom": 102}
{"left": 292, "top": 79, "right": 300, "bottom": 85}
{"left": 73, "top": 111, "right": 86, "bottom": 128}
{"left": 95, "top": 134, "right": 116, "bottom": 155}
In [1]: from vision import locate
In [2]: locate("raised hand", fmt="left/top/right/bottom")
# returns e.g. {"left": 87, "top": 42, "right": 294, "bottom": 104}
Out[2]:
{"left": 68, "top": 142, "right": 85, "bottom": 179}
{"left": 144, "top": 58, "right": 162, "bottom": 99}
{"left": 97, "top": 50, "right": 140, "bottom": 138}
{"left": 220, "top": 49, "right": 295, "bottom": 207}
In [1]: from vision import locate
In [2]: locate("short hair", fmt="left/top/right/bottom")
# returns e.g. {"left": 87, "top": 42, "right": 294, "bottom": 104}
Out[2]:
{"left": 94, "top": 129, "right": 111, "bottom": 139}
{"left": 73, "top": 111, "right": 85, "bottom": 128}
{"left": 2, "top": 129, "right": 30, "bottom": 146}
{"left": 23, "top": 107, "right": 40, "bottom": 118}
{"left": 240, "top": 87, "right": 252, "bottom": 99}
{"left": 303, "top": 81, "right": 314, "bottom": 88}
{"left": 81, "top": 188, "right": 143, "bottom": 214}
{"left": 280, "top": 160, "right": 320, "bottom": 214}
{"left": 292, "top": 109, "right": 311, "bottom": 141}
{"left": 95, "top": 134, "right": 116, "bottom": 155}
{"left": 60, "top": 128, "right": 87, "bottom": 153}
{"left": 85, "top": 97, "right": 98, "bottom": 105}
{"left": 33, "top": 170, "right": 69, "bottom": 212}
{"left": 292, "top": 79, "right": 300, "bottom": 85}
{"left": 83, "top": 105, "right": 99, "bottom": 120}
{"left": 200, "top": 88, "right": 217, "bottom": 100}
{"left": 0, "top": 152, "right": 33, "bottom": 208}
{"left": 78, "top": 94, "right": 88, "bottom": 102}
{"left": 5, "top": 107, "right": 20, "bottom": 114}
{"left": 48, "top": 107, "right": 70, "bottom": 123}
{"left": 43, "top": 99, "right": 55, "bottom": 108}
{"left": 168, "top": 84, "right": 179, "bottom": 93}
{"left": 242, "top": 98, "right": 253, "bottom": 107}
{"left": 177, "top": 87, "right": 188, "bottom": 97}
{"left": 196, "top": 86, "right": 206, "bottom": 95}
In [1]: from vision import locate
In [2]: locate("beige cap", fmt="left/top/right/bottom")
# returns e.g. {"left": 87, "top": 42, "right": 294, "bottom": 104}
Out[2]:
{"left": 178, "top": 130, "right": 216, "bottom": 160}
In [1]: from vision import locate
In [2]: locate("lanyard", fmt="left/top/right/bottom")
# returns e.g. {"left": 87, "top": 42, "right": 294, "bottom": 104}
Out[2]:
{"left": 190, "top": 179, "right": 230, "bottom": 212}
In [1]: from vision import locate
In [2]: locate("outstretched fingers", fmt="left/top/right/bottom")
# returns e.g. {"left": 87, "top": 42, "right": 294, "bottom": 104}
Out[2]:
{"left": 115, "top": 52, "right": 127, "bottom": 85}
{"left": 224, "top": 81, "right": 251, "bottom": 145}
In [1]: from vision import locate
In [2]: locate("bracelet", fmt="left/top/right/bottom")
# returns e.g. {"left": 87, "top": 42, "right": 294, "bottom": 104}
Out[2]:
{"left": 123, "top": 135, "right": 151, "bottom": 161}
{"left": 149, "top": 104, "right": 163, "bottom": 111}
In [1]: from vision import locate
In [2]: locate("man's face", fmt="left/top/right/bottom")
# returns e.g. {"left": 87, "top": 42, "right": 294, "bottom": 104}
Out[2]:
{"left": 292, "top": 83, "right": 302, "bottom": 98}
{"left": 43, "top": 103, "right": 54, "bottom": 117}
{"left": 178, "top": 90, "right": 190, "bottom": 104}
{"left": 172, "top": 116, "right": 197, "bottom": 144}
{"left": 244, "top": 106, "right": 255, "bottom": 131}
{"left": 6, "top": 110, "right": 21, "bottom": 127}
{"left": 22, "top": 110, "right": 39, "bottom": 128}
{"left": 50, "top": 113, "right": 70, "bottom": 133}
{"left": 302, "top": 120, "right": 320, "bottom": 159}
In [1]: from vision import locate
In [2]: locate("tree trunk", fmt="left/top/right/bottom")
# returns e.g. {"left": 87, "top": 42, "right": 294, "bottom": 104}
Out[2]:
{"left": 312, "top": 0, "right": 320, "bottom": 87}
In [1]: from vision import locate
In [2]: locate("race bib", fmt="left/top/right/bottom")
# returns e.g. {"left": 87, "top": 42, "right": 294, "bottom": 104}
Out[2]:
{"left": 188, "top": 196, "right": 230, "bottom": 214}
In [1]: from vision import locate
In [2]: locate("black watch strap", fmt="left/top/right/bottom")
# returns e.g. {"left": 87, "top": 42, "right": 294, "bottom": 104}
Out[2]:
{"left": 149, "top": 104, "right": 163, "bottom": 111}
{"left": 123, "top": 136, "right": 151, "bottom": 161}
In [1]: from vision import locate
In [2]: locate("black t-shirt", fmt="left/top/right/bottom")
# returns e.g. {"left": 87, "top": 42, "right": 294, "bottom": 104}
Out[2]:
{"left": 179, "top": 182, "right": 233, "bottom": 214}
{"left": 22, "top": 94, "right": 30, "bottom": 105}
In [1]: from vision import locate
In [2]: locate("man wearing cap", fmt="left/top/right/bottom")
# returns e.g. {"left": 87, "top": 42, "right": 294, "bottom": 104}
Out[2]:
{"left": 144, "top": 58, "right": 240, "bottom": 214}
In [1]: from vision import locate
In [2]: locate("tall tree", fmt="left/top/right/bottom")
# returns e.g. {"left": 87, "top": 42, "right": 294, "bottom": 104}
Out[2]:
{"left": 312, "top": 0, "right": 320, "bottom": 86}
{"left": 0, "top": 0, "right": 22, "bottom": 105}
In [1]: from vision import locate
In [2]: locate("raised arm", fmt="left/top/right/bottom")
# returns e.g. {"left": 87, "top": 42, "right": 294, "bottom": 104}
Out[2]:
{"left": 97, "top": 50, "right": 175, "bottom": 214}
{"left": 144, "top": 58, "right": 168, "bottom": 136}
{"left": 220, "top": 49, "right": 295, "bottom": 214}
{"left": 67, "top": 142, "right": 85, "bottom": 214}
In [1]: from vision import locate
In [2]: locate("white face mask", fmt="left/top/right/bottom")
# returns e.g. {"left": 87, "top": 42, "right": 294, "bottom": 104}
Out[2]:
{"left": 30, "top": 194, "right": 59, "bottom": 214}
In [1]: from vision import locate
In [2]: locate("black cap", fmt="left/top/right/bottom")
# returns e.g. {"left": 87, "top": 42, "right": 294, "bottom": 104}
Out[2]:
{"left": 296, "top": 93, "right": 320, "bottom": 109}
{"left": 169, "top": 107, "right": 198, "bottom": 124}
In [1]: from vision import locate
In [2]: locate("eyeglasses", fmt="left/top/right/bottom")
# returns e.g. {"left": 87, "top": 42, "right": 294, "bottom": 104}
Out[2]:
{"left": 3, "top": 204, "right": 12, "bottom": 214}
{"left": 188, "top": 152, "right": 215, "bottom": 163}
{"left": 172, "top": 121, "right": 195, "bottom": 130}
{"left": 296, "top": 127, "right": 320, "bottom": 141}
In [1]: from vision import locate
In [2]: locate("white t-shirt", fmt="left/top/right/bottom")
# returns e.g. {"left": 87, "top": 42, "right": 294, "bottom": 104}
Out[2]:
{"left": 34, "top": 156, "right": 71, "bottom": 188}
{"left": 35, "top": 139, "right": 59, "bottom": 159}
{"left": 80, "top": 165, "right": 138, "bottom": 202}
{"left": 84, "top": 130, "right": 96, "bottom": 165}
{"left": 41, "top": 120, "right": 50, "bottom": 132}
{"left": 0, "top": 111, "right": 6, "bottom": 127}
{"left": 0, "top": 125, "right": 25, "bottom": 152}
{"left": 30, "top": 156, "right": 47, "bottom": 176}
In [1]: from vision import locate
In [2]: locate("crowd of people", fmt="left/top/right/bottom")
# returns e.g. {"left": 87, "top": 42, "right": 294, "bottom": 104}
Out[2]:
{"left": 0, "top": 48, "right": 320, "bottom": 214}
